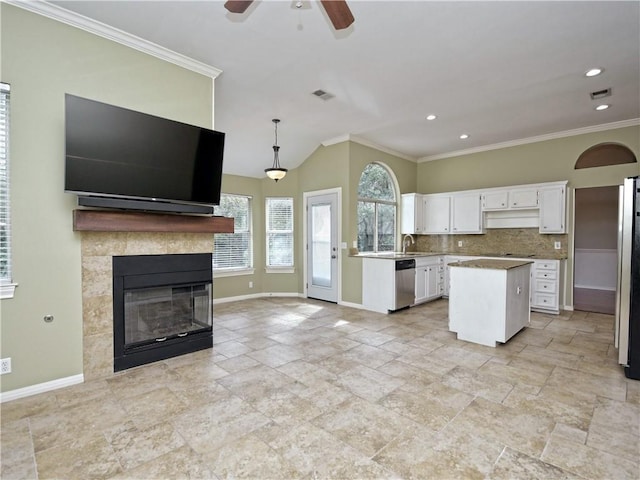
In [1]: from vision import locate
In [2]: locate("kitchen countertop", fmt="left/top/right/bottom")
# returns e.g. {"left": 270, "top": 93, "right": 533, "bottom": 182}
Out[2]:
{"left": 353, "top": 251, "right": 567, "bottom": 260}
{"left": 449, "top": 259, "right": 533, "bottom": 270}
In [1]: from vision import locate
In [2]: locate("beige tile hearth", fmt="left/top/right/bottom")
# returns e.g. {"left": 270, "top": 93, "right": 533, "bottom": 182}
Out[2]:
{"left": 1, "top": 297, "right": 639, "bottom": 479}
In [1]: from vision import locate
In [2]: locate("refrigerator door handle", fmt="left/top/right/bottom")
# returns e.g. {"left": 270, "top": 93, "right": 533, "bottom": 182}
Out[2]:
{"left": 616, "top": 178, "right": 634, "bottom": 366}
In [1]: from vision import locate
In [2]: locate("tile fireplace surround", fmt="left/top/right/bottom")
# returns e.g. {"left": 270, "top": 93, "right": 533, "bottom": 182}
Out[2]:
{"left": 80, "top": 232, "right": 213, "bottom": 381}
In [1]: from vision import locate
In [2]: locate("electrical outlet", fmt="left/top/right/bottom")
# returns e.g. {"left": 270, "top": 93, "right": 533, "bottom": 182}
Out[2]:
{"left": 554, "top": 241, "right": 561, "bottom": 250}
{"left": 249, "top": 281, "right": 253, "bottom": 289}
{"left": 1, "top": 358, "right": 11, "bottom": 375}
{"left": 458, "top": 241, "right": 463, "bottom": 247}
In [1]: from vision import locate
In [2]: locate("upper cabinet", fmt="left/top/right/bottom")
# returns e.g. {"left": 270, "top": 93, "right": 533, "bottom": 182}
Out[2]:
{"left": 423, "top": 195, "right": 451, "bottom": 234}
{"left": 508, "top": 188, "right": 539, "bottom": 209}
{"left": 401, "top": 193, "right": 425, "bottom": 234}
{"left": 539, "top": 185, "right": 566, "bottom": 233}
{"left": 403, "top": 181, "right": 568, "bottom": 236}
{"left": 451, "top": 193, "right": 483, "bottom": 234}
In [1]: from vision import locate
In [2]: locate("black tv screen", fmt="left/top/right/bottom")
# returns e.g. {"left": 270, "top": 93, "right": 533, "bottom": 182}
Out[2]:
{"left": 64, "top": 94, "right": 224, "bottom": 211}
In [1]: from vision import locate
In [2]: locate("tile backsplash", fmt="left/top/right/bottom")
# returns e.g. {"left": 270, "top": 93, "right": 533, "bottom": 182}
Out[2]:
{"left": 413, "top": 228, "right": 568, "bottom": 258}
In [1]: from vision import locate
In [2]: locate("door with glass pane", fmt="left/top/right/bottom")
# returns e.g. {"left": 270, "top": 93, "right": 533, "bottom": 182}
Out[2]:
{"left": 306, "top": 193, "right": 338, "bottom": 303}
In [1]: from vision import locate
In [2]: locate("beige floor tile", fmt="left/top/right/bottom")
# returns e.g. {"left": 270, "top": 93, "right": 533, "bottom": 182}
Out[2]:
{"left": 105, "top": 420, "right": 185, "bottom": 470}
{"left": 202, "top": 433, "right": 303, "bottom": 479}
{"left": 106, "top": 362, "right": 182, "bottom": 400}
{"left": 546, "top": 366, "right": 628, "bottom": 401}
{"left": 440, "top": 365, "right": 515, "bottom": 402}
{"left": 107, "top": 444, "right": 216, "bottom": 479}
{"left": 270, "top": 422, "right": 398, "bottom": 479}
{"left": 488, "top": 446, "right": 582, "bottom": 479}
{"left": 449, "top": 397, "right": 555, "bottom": 457}
{"left": 335, "top": 364, "right": 405, "bottom": 402}
{"left": 380, "top": 381, "right": 474, "bottom": 431}
{"left": 542, "top": 435, "right": 639, "bottom": 479}
{"left": 122, "top": 386, "right": 187, "bottom": 430}
{"left": 0, "top": 393, "right": 58, "bottom": 425}
{"left": 312, "top": 396, "right": 414, "bottom": 457}
{"left": 35, "top": 436, "right": 122, "bottom": 479}
{"left": 0, "top": 419, "right": 36, "bottom": 478}
{"left": 341, "top": 343, "right": 398, "bottom": 368}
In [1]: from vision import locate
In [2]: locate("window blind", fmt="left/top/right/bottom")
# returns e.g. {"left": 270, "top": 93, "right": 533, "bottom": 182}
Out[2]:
{"left": 0, "top": 82, "right": 11, "bottom": 284}
{"left": 213, "top": 194, "right": 252, "bottom": 270}
{"left": 266, "top": 197, "right": 294, "bottom": 267}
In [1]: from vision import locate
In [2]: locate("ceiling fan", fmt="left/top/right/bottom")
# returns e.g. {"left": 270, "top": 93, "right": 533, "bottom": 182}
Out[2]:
{"left": 224, "top": 0, "right": 355, "bottom": 30}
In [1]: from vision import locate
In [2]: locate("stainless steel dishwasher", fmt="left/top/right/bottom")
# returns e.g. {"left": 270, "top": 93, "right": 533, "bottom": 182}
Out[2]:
{"left": 394, "top": 258, "right": 416, "bottom": 310}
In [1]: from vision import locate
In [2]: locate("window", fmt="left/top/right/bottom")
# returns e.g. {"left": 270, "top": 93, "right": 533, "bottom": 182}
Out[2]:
{"left": 213, "top": 194, "right": 253, "bottom": 274}
{"left": 266, "top": 197, "right": 294, "bottom": 271}
{"left": 357, "top": 163, "right": 397, "bottom": 252}
{"left": 0, "top": 82, "right": 14, "bottom": 298}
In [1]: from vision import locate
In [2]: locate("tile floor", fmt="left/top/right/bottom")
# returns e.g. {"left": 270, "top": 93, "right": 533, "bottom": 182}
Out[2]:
{"left": 1, "top": 297, "right": 639, "bottom": 479}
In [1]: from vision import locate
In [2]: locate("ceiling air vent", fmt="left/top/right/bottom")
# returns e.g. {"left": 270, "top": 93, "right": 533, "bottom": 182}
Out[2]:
{"left": 590, "top": 88, "right": 612, "bottom": 100}
{"left": 312, "top": 89, "right": 335, "bottom": 101}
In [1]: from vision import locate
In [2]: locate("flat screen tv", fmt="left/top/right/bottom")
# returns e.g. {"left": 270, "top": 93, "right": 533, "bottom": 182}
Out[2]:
{"left": 64, "top": 94, "right": 225, "bottom": 215}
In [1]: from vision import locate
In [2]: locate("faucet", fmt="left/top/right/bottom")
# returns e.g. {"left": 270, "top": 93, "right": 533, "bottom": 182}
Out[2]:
{"left": 402, "top": 234, "right": 415, "bottom": 254}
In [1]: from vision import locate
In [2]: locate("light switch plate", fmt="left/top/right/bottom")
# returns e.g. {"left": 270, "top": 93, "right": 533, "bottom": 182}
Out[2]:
{"left": 554, "top": 241, "right": 561, "bottom": 249}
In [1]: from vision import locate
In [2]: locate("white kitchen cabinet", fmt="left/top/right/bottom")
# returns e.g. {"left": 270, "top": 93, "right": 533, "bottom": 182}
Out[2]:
{"left": 414, "top": 256, "right": 444, "bottom": 304}
{"left": 362, "top": 258, "right": 396, "bottom": 313}
{"left": 509, "top": 188, "right": 538, "bottom": 209}
{"left": 449, "top": 260, "right": 531, "bottom": 347}
{"left": 530, "top": 259, "right": 560, "bottom": 313}
{"left": 401, "top": 193, "right": 425, "bottom": 234}
{"left": 539, "top": 185, "right": 566, "bottom": 233}
{"left": 423, "top": 195, "right": 451, "bottom": 234}
{"left": 451, "top": 193, "right": 483, "bottom": 234}
{"left": 482, "top": 191, "right": 508, "bottom": 210}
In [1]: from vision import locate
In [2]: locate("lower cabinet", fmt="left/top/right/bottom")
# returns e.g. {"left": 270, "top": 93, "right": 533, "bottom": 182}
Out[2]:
{"left": 530, "top": 259, "right": 560, "bottom": 313}
{"left": 414, "top": 256, "right": 444, "bottom": 305}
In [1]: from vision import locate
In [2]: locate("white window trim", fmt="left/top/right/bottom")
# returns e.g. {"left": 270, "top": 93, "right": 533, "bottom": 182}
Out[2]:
{"left": 266, "top": 197, "right": 294, "bottom": 270}
{"left": 213, "top": 268, "right": 255, "bottom": 278}
{"left": 265, "top": 267, "right": 295, "bottom": 274}
{"left": 0, "top": 283, "right": 17, "bottom": 300}
{"left": 213, "top": 193, "right": 253, "bottom": 275}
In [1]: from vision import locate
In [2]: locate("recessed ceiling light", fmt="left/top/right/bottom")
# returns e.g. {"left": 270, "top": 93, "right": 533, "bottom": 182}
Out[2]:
{"left": 426, "top": 114, "right": 437, "bottom": 121}
{"left": 459, "top": 134, "right": 469, "bottom": 140}
{"left": 595, "top": 104, "right": 610, "bottom": 111}
{"left": 585, "top": 68, "right": 603, "bottom": 77}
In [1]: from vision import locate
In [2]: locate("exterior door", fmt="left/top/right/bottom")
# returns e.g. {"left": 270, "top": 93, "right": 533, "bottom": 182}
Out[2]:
{"left": 306, "top": 192, "right": 338, "bottom": 303}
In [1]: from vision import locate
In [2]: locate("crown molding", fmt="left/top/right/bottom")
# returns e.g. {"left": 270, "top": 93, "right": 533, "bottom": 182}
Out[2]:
{"left": 322, "top": 134, "right": 417, "bottom": 162}
{"left": 419, "top": 118, "right": 640, "bottom": 162}
{"left": 4, "top": 0, "right": 223, "bottom": 79}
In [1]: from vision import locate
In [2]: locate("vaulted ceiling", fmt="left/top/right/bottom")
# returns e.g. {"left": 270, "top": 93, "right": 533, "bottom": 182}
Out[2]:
{"left": 48, "top": 1, "right": 640, "bottom": 178}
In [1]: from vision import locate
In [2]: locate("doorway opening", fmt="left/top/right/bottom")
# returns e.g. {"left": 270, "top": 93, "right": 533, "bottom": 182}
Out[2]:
{"left": 573, "top": 186, "right": 618, "bottom": 314}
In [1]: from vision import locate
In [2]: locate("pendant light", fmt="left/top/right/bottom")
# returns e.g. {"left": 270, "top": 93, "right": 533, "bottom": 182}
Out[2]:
{"left": 265, "top": 118, "right": 287, "bottom": 182}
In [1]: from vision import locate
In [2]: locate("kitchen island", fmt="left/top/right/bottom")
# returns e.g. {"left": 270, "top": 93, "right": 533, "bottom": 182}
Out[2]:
{"left": 448, "top": 259, "right": 532, "bottom": 347}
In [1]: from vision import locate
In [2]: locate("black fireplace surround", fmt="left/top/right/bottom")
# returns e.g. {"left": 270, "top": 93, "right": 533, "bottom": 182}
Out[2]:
{"left": 113, "top": 253, "right": 213, "bottom": 372}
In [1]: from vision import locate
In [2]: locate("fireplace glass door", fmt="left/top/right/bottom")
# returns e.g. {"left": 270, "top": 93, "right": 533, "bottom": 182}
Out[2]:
{"left": 124, "top": 283, "right": 212, "bottom": 347}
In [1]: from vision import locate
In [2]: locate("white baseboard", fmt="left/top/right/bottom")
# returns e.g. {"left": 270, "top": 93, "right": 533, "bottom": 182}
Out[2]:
{"left": 339, "top": 300, "right": 368, "bottom": 310}
{"left": 213, "top": 292, "right": 303, "bottom": 305}
{"left": 1, "top": 374, "right": 84, "bottom": 403}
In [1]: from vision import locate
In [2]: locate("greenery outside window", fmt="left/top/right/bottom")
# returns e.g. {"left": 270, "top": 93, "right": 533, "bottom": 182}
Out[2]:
{"left": 357, "top": 163, "right": 397, "bottom": 252}
{"left": 266, "top": 197, "right": 294, "bottom": 273}
{"left": 0, "top": 82, "right": 15, "bottom": 299}
{"left": 213, "top": 194, "right": 253, "bottom": 275}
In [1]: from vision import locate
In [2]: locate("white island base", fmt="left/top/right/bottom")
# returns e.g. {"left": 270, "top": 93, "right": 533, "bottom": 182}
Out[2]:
{"left": 448, "top": 259, "right": 532, "bottom": 347}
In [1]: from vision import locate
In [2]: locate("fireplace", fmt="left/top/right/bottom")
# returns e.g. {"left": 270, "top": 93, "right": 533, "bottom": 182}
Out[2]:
{"left": 112, "top": 253, "right": 213, "bottom": 371}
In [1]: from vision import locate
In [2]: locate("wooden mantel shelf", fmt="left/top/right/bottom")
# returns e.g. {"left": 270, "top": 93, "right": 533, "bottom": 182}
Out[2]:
{"left": 73, "top": 210, "right": 234, "bottom": 234}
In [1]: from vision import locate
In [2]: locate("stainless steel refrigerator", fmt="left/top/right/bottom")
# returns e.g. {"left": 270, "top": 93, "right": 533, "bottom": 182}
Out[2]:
{"left": 616, "top": 176, "right": 639, "bottom": 380}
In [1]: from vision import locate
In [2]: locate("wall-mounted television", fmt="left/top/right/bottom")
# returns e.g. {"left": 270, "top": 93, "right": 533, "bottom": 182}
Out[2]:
{"left": 64, "top": 94, "right": 225, "bottom": 215}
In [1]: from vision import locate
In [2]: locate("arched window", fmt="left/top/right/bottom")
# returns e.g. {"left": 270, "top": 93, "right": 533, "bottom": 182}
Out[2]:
{"left": 357, "top": 163, "right": 397, "bottom": 252}
{"left": 574, "top": 142, "right": 637, "bottom": 169}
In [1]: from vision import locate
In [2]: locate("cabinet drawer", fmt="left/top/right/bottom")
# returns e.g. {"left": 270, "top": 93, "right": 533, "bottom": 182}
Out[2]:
{"left": 535, "top": 270, "right": 557, "bottom": 280}
{"left": 533, "top": 293, "right": 558, "bottom": 309}
{"left": 535, "top": 279, "right": 556, "bottom": 294}
{"left": 536, "top": 261, "right": 558, "bottom": 271}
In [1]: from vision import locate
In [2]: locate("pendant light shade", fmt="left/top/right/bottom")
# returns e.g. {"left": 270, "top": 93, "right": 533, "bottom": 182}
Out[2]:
{"left": 265, "top": 118, "right": 287, "bottom": 182}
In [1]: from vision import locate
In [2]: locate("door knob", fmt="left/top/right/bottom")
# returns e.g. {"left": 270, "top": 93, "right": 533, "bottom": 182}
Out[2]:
{"left": 331, "top": 255, "right": 337, "bottom": 259}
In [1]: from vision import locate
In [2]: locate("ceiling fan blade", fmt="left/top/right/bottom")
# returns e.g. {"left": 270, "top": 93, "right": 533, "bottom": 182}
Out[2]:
{"left": 224, "top": 0, "right": 254, "bottom": 14}
{"left": 320, "top": 0, "right": 354, "bottom": 30}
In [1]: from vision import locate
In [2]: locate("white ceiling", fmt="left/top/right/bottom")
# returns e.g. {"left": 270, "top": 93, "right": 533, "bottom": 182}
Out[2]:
{"left": 47, "top": 0, "right": 640, "bottom": 178}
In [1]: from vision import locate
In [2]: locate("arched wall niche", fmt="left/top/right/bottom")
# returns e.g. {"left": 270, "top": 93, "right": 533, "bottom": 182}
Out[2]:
{"left": 575, "top": 142, "right": 637, "bottom": 169}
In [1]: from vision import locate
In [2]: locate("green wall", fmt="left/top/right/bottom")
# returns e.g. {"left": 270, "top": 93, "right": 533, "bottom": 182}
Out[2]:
{"left": 0, "top": 5, "right": 213, "bottom": 392}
